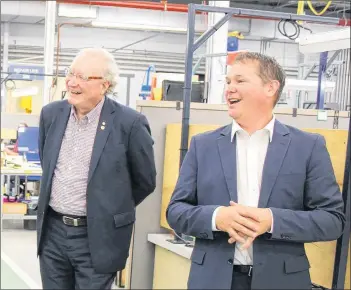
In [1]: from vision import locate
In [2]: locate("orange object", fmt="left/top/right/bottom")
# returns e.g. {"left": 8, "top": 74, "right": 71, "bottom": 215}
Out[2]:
{"left": 3, "top": 202, "right": 27, "bottom": 214}
{"left": 150, "top": 76, "right": 157, "bottom": 100}
{"left": 227, "top": 50, "right": 248, "bottom": 65}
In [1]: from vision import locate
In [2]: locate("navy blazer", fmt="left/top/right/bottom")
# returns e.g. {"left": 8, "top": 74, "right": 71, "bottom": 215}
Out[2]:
{"left": 166, "top": 120, "right": 345, "bottom": 289}
{"left": 37, "top": 97, "right": 156, "bottom": 273}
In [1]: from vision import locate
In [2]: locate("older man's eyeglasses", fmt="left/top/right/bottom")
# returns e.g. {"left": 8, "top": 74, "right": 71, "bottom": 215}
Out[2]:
{"left": 65, "top": 68, "right": 104, "bottom": 82}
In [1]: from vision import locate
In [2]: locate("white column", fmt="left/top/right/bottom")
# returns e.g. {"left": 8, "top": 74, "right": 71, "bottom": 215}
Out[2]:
{"left": 1, "top": 22, "right": 10, "bottom": 112}
{"left": 205, "top": 1, "right": 230, "bottom": 104}
{"left": 43, "top": 1, "right": 57, "bottom": 105}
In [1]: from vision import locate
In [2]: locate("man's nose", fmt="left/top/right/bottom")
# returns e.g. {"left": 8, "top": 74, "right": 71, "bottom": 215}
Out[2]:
{"left": 227, "top": 84, "right": 237, "bottom": 93}
{"left": 67, "top": 77, "right": 78, "bottom": 87}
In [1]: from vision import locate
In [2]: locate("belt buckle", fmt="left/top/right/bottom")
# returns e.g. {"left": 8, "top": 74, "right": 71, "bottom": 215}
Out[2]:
{"left": 63, "top": 216, "right": 79, "bottom": 227}
{"left": 248, "top": 266, "right": 253, "bottom": 277}
{"left": 62, "top": 216, "right": 69, "bottom": 225}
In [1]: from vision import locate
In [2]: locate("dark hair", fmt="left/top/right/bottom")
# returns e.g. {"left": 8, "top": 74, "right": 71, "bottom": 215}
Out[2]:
{"left": 233, "top": 52, "right": 286, "bottom": 105}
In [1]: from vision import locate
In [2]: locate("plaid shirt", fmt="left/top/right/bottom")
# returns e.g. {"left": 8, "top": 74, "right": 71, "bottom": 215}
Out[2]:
{"left": 49, "top": 97, "right": 105, "bottom": 216}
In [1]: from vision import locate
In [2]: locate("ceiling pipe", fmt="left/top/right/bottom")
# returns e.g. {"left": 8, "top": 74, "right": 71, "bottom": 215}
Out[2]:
{"left": 58, "top": 0, "right": 351, "bottom": 26}
{"left": 58, "top": 0, "right": 193, "bottom": 13}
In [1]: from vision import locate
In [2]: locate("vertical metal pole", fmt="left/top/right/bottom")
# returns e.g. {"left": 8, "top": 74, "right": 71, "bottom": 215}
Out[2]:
{"left": 296, "top": 52, "right": 305, "bottom": 108}
{"left": 126, "top": 76, "right": 131, "bottom": 107}
{"left": 170, "top": 3, "right": 196, "bottom": 244}
{"left": 206, "top": 1, "right": 230, "bottom": 104}
{"left": 43, "top": 1, "right": 57, "bottom": 105}
{"left": 179, "top": 4, "right": 196, "bottom": 167}
{"left": 1, "top": 174, "right": 4, "bottom": 232}
{"left": 1, "top": 22, "right": 10, "bottom": 112}
{"left": 332, "top": 115, "right": 351, "bottom": 290}
{"left": 316, "top": 51, "right": 328, "bottom": 110}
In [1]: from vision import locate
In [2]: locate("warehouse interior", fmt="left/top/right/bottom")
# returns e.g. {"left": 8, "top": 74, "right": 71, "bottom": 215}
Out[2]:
{"left": 1, "top": 0, "right": 350, "bottom": 289}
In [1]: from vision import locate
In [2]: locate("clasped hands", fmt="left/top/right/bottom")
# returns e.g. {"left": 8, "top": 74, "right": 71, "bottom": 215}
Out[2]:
{"left": 215, "top": 201, "right": 272, "bottom": 249}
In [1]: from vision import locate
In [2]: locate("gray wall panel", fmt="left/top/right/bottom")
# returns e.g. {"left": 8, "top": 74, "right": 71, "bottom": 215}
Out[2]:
{"left": 126, "top": 103, "right": 350, "bottom": 289}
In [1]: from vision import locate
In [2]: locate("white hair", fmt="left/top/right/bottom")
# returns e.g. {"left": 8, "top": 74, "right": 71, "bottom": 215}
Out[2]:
{"left": 75, "top": 47, "right": 119, "bottom": 94}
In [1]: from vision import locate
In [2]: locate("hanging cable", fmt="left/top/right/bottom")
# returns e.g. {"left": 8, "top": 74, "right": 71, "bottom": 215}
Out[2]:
{"left": 278, "top": 20, "right": 299, "bottom": 40}
{"left": 277, "top": 19, "right": 313, "bottom": 41}
{"left": 307, "top": 0, "right": 332, "bottom": 16}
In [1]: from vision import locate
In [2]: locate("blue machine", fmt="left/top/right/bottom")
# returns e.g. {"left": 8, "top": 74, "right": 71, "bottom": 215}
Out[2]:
{"left": 139, "top": 65, "right": 156, "bottom": 100}
{"left": 17, "top": 126, "right": 41, "bottom": 181}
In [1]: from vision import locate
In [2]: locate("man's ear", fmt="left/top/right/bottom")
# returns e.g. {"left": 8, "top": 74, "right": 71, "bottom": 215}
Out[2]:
{"left": 266, "top": 80, "right": 280, "bottom": 98}
{"left": 102, "top": 81, "right": 110, "bottom": 94}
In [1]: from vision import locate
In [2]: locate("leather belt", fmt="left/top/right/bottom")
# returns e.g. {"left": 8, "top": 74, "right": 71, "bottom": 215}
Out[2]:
{"left": 233, "top": 265, "right": 253, "bottom": 277}
{"left": 49, "top": 207, "right": 87, "bottom": 227}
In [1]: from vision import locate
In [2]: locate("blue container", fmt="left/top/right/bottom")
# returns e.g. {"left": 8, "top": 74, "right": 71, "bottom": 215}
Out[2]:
{"left": 227, "top": 36, "right": 239, "bottom": 52}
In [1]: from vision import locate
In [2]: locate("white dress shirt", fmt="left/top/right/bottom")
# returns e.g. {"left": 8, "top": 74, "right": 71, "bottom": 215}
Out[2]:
{"left": 212, "top": 115, "right": 275, "bottom": 265}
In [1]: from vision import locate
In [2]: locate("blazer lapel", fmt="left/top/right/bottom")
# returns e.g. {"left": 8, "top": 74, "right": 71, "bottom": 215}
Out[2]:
{"left": 46, "top": 102, "right": 71, "bottom": 189}
{"left": 217, "top": 125, "right": 238, "bottom": 202}
{"left": 258, "top": 120, "right": 291, "bottom": 208}
{"left": 88, "top": 97, "right": 116, "bottom": 184}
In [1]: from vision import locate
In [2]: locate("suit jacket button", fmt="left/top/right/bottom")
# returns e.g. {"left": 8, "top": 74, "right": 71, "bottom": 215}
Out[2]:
{"left": 228, "top": 259, "right": 233, "bottom": 265}
{"left": 200, "top": 233, "right": 208, "bottom": 238}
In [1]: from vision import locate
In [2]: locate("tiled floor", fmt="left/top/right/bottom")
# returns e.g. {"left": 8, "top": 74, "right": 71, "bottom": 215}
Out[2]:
{"left": 1, "top": 228, "right": 122, "bottom": 289}
{"left": 1, "top": 259, "right": 30, "bottom": 289}
{"left": 1, "top": 229, "right": 41, "bottom": 289}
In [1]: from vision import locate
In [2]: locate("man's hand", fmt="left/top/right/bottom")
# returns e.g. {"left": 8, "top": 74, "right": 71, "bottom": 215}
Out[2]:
{"left": 228, "top": 202, "right": 273, "bottom": 249}
{"left": 215, "top": 205, "right": 261, "bottom": 244}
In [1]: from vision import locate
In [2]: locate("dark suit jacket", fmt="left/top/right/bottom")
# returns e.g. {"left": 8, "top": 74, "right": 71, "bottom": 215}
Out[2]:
{"left": 166, "top": 120, "right": 345, "bottom": 289}
{"left": 37, "top": 97, "right": 156, "bottom": 273}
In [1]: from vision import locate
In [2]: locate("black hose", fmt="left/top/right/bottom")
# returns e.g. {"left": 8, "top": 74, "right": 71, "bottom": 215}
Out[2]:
{"left": 277, "top": 19, "right": 313, "bottom": 41}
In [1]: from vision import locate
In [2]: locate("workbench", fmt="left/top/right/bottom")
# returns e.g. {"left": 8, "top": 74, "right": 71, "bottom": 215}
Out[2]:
{"left": 1, "top": 167, "right": 42, "bottom": 231}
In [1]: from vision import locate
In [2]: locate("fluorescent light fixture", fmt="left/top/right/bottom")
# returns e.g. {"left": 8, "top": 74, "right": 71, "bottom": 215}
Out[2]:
{"left": 91, "top": 21, "right": 188, "bottom": 33}
{"left": 58, "top": 4, "right": 97, "bottom": 19}
{"left": 299, "top": 28, "right": 350, "bottom": 54}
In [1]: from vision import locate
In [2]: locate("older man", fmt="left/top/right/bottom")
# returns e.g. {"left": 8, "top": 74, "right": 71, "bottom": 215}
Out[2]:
{"left": 37, "top": 48, "right": 156, "bottom": 289}
{"left": 166, "top": 52, "right": 345, "bottom": 290}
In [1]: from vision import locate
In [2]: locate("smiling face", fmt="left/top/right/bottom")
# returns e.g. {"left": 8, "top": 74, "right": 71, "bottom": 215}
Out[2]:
{"left": 65, "top": 51, "right": 110, "bottom": 115}
{"left": 225, "top": 59, "right": 279, "bottom": 127}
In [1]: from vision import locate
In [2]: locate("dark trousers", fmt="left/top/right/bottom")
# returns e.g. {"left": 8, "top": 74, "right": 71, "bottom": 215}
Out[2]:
{"left": 39, "top": 209, "right": 116, "bottom": 289}
{"left": 231, "top": 271, "right": 252, "bottom": 290}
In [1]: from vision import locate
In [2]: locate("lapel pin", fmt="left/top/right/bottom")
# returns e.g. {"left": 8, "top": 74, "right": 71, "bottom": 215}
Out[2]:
{"left": 101, "top": 125, "right": 105, "bottom": 130}
{"left": 102, "top": 121, "right": 106, "bottom": 125}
